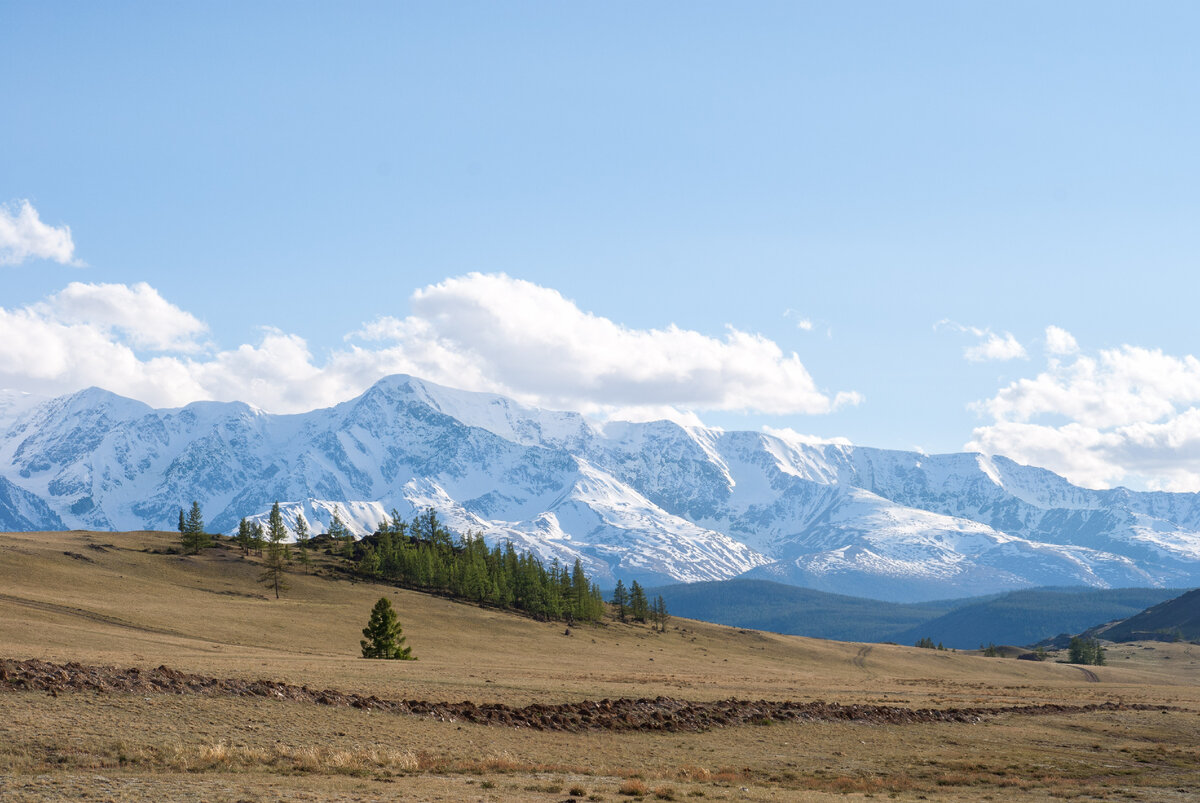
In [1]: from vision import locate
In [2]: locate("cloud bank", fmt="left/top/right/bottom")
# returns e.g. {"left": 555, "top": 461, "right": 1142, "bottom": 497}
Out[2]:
{"left": 968, "top": 327, "right": 1200, "bottom": 491}
{"left": 0, "top": 200, "right": 80, "bottom": 266}
{"left": 0, "top": 273, "right": 859, "bottom": 424}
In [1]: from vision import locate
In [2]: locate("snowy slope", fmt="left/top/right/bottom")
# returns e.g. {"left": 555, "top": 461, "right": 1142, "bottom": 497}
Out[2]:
{"left": 3, "top": 374, "right": 1200, "bottom": 598}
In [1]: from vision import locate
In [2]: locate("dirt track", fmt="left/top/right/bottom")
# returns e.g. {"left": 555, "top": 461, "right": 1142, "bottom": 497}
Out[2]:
{"left": 1, "top": 658, "right": 1172, "bottom": 733}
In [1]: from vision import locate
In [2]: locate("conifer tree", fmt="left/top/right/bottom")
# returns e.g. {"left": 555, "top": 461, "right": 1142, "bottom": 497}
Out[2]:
{"left": 236, "top": 518, "right": 254, "bottom": 555}
{"left": 328, "top": 506, "right": 354, "bottom": 558}
{"left": 629, "top": 581, "right": 649, "bottom": 623}
{"left": 180, "top": 501, "right": 209, "bottom": 554}
{"left": 267, "top": 501, "right": 290, "bottom": 563}
{"left": 259, "top": 506, "right": 290, "bottom": 599}
{"left": 252, "top": 521, "right": 265, "bottom": 556}
{"left": 611, "top": 580, "right": 629, "bottom": 622}
{"left": 360, "top": 597, "right": 415, "bottom": 659}
{"left": 294, "top": 512, "right": 311, "bottom": 573}
{"left": 651, "top": 594, "right": 669, "bottom": 632}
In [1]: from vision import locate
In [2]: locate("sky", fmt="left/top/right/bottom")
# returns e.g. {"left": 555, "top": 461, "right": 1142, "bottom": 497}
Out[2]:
{"left": 3, "top": 2, "right": 1200, "bottom": 492}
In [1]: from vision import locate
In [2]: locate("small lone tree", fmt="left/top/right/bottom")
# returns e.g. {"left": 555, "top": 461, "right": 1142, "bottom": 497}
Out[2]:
{"left": 360, "top": 597, "right": 415, "bottom": 660}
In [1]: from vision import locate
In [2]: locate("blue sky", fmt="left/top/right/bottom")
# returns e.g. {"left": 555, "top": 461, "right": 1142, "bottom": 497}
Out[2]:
{"left": 3, "top": 2, "right": 1200, "bottom": 491}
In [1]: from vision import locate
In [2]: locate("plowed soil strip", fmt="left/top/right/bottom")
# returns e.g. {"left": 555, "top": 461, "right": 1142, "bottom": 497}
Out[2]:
{"left": 0, "top": 658, "right": 1173, "bottom": 733}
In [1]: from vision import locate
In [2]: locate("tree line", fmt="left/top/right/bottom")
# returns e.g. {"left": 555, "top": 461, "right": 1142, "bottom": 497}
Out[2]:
{"left": 179, "top": 502, "right": 667, "bottom": 629}
{"left": 348, "top": 508, "right": 607, "bottom": 624}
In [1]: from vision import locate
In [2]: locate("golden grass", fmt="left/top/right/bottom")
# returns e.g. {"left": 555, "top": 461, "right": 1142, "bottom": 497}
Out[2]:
{"left": 2, "top": 529, "right": 1199, "bottom": 802}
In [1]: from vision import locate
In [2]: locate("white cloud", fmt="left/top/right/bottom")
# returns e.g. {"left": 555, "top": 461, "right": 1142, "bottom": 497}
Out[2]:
{"left": 357, "top": 273, "right": 861, "bottom": 418}
{"left": 0, "top": 274, "right": 859, "bottom": 423}
{"left": 38, "top": 282, "right": 208, "bottom": 352}
{"left": 761, "top": 425, "right": 853, "bottom": 447}
{"left": 964, "top": 331, "right": 1027, "bottom": 362}
{"left": 967, "top": 343, "right": 1200, "bottom": 491}
{"left": 1044, "top": 325, "right": 1079, "bottom": 356}
{"left": 784, "top": 309, "right": 815, "bottom": 332}
{"left": 0, "top": 200, "right": 81, "bottom": 266}
{"left": 938, "top": 320, "right": 1027, "bottom": 363}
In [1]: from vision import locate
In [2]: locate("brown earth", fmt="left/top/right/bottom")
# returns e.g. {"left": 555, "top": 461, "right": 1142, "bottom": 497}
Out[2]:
{"left": 5, "top": 657, "right": 1176, "bottom": 733}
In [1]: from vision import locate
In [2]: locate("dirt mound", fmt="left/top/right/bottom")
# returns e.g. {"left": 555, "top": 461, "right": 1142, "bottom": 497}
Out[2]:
{"left": 0, "top": 658, "right": 1171, "bottom": 733}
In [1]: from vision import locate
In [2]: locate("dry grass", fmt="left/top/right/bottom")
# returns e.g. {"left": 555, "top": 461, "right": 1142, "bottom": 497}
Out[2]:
{"left": 2, "top": 529, "right": 1199, "bottom": 802}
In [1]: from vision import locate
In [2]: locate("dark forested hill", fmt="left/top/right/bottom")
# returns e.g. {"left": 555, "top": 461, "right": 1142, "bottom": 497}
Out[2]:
{"left": 1091, "top": 588, "right": 1200, "bottom": 642}
{"left": 894, "top": 587, "right": 1184, "bottom": 649}
{"left": 652, "top": 579, "right": 1184, "bottom": 648}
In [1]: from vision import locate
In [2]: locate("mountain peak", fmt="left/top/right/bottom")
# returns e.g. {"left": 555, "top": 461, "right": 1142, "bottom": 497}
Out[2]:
{"left": 2, "top": 375, "right": 1199, "bottom": 599}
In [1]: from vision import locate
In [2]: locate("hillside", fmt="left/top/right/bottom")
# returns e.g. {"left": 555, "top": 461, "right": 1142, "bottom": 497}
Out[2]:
{"left": 893, "top": 587, "right": 1186, "bottom": 649}
{"left": 3, "top": 530, "right": 1200, "bottom": 801}
{"left": 3, "top": 375, "right": 1200, "bottom": 599}
{"left": 651, "top": 579, "right": 962, "bottom": 642}
{"left": 653, "top": 580, "right": 1183, "bottom": 649}
{"left": 1091, "top": 587, "right": 1200, "bottom": 642}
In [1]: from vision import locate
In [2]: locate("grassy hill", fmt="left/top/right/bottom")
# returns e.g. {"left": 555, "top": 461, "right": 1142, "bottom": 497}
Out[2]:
{"left": 2, "top": 530, "right": 1199, "bottom": 802}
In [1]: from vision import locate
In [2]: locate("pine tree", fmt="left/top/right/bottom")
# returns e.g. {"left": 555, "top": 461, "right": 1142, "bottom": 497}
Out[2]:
{"left": 360, "top": 597, "right": 415, "bottom": 659}
{"left": 295, "top": 512, "right": 311, "bottom": 573}
{"left": 629, "top": 581, "right": 649, "bottom": 623}
{"left": 611, "top": 580, "right": 629, "bottom": 622}
{"left": 178, "top": 508, "right": 186, "bottom": 536}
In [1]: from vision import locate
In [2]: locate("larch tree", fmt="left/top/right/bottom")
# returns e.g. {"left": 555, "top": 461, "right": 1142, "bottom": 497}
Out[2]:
{"left": 294, "top": 512, "right": 311, "bottom": 573}
{"left": 629, "top": 580, "right": 649, "bottom": 623}
{"left": 258, "top": 502, "right": 290, "bottom": 599}
{"left": 651, "top": 594, "right": 669, "bottom": 632}
{"left": 611, "top": 579, "right": 629, "bottom": 622}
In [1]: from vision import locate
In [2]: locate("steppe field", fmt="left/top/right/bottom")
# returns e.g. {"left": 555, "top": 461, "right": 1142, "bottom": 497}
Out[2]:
{"left": 1, "top": 530, "right": 1197, "bottom": 802}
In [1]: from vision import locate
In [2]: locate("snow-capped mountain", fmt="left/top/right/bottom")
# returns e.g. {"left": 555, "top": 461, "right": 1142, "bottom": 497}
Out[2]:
{"left": 2, "top": 375, "right": 1200, "bottom": 600}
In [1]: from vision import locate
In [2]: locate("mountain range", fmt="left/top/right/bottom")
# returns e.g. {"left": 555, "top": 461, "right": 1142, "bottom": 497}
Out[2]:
{"left": 3, "top": 374, "right": 1200, "bottom": 601}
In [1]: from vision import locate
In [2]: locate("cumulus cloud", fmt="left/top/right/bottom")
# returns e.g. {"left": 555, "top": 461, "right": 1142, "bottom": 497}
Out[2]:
{"left": 356, "top": 273, "right": 861, "bottom": 418}
{"left": 1044, "top": 325, "right": 1079, "bottom": 356}
{"left": 965, "top": 331, "right": 1026, "bottom": 363}
{"left": 0, "top": 200, "right": 81, "bottom": 266}
{"left": 37, "top": 282, "right": 208, "bottom": 352}
{"left": 938, "top": 320, "right": 1027, "bottom": 363}
{"left": 967, "top": 342, "right": 1200, "bottom": 491}
{"left": 0, "top": 273, "right": 859, "bottom": 423}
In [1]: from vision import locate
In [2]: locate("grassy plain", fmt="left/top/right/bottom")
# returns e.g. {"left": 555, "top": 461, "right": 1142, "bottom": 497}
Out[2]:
{"left": 1, "top": 529, "right": 1198, "bottom": 801}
